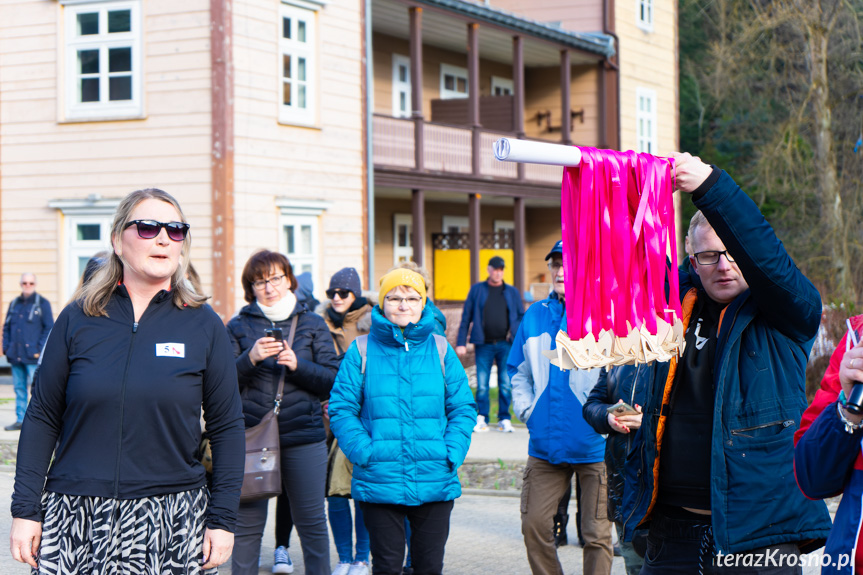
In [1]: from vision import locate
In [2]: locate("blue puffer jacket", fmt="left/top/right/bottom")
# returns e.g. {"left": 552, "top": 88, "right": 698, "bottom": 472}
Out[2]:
{"left": 507, "top": 291, "right": 604, "bottom": 464}
{"left": 620, "top": 169, "right": 832, "bottom": 554}
{"left": 329, "top": 305, "right": 476, "bottom": 505}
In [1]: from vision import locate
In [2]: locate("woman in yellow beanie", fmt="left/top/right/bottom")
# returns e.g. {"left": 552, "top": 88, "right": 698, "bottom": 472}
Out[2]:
{"left": 329, "top": 269, "right": 476, "bottom": 575}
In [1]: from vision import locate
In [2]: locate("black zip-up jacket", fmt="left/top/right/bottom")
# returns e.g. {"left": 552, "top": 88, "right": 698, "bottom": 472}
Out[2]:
{"left": 226, "top": 301, "right": 339, "bottom": 446}
{"left": 11, "top": 287, "right": 245, "bottom": 532}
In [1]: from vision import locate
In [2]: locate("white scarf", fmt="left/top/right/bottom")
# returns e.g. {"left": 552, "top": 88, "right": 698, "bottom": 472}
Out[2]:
{"left": 257, "top": 290, "right": 297, "bottom": 323}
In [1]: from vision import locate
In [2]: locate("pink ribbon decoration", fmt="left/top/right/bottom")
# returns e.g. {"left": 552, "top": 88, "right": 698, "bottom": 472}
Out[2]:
{"left": 558, "top": 147, "right": 681, "bottom": 364}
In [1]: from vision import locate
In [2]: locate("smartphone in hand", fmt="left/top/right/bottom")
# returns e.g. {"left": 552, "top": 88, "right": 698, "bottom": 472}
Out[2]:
{"left": 265, "top": 328, "right": 284, "bottom": 348}
{"left": 607, "top": 402, "right": 639, "bottom": 417}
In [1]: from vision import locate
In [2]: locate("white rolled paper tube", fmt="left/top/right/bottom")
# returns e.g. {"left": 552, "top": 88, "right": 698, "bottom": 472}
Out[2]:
{"left": 493, "top": 138, "right": 582, "bottom": 167}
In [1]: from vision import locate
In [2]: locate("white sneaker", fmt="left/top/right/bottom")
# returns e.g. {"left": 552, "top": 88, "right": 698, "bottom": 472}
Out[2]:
{"left": 473, "top": 414, "right": 489, "bottom": 432}
{"left": 332, "top": 562, "right": 352, "bottom": 575}
{"left": 348, "top": 562, "right": 369, "bottom": 575}
{"left": 273, "top": 545, "right": 294, "bottom": 574}
{"left": 498, "top": 419, "right": 514, "bottom": 433}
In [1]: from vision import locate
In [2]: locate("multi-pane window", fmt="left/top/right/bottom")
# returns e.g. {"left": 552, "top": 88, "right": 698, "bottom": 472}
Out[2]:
{"left": 393, "top": 214, "right": 413, "bottom": 265}
{"left": 491, "top": 77, "right": 514, "bottom": 96}
{"left": 636, "top": 88, "right": 657, "bottom": 154}
{"left": 392, "top": 55, "right": 411, "bottom": 118}
{"left": 440, "top": 64, "right": 468, "bottom": 99}
{"left": 66, "top": 216, "right": 113, "bottom": 299}
{"left": 279, "top": 4, "right": 316, "bottom": 125}
{"left": 280, "top": 215, "right": 319, "bottom": 292}
{"left": 64, "top": 1, "right": 141, "bottom": 120}
{"left": 637, "top": 0, "right": 654, "bottom": 32}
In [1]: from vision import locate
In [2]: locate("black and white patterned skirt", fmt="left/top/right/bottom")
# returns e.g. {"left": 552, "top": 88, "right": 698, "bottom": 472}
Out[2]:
{"left": 36, "top": 487, "right": 218, "bottom": 575}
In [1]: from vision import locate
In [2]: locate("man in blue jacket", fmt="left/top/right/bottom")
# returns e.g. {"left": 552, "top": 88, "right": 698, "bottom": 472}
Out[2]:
{"left": 508, "top": 241, "right": 613, "bottom": 575}
{"left": 621, "top": 153, "right": 831, "bottom": 573}
{"left": 3, "top": 273, "right": 53, "bottom": 431}
{"left": 457, "top": 256, "right": 524, "bottom": 433}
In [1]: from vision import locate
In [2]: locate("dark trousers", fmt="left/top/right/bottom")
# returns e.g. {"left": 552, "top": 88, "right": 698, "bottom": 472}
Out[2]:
{"left": 232, "top": 440, "right": 330, "bottom": 575}
{"left": 359, "top": 500, "right": 454, "bottom": 575}
{"left": 640, "top": 510, "right": 803, "bottom": 575}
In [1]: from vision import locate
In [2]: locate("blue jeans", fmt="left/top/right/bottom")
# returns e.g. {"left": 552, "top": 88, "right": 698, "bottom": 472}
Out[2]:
{"left": 474, "top": 341, "right": 512, "bottom": 421}
{"left": 328, "top": 497, "right": 369, "bottom": 564}
{"left": 11, "top": 363, "right": 37, "bottom": 422}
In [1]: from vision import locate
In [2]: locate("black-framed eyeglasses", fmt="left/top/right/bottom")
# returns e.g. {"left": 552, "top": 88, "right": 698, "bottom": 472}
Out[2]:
{"left": 124, "top": 220, "right": 190, "bottom": 242}
{"left": 253, "top": 274, "right": 286, "bottom": 291}
{"left": 693, "top": 250, "right": 735, "bottom": 265}
{"left": 327, "top": 289, "right": 352, "bottom": 300}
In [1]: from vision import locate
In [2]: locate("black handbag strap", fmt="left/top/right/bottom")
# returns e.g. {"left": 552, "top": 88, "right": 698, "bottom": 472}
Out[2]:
{"left": 273, "top": 315, "right": 299, "bottom": 414}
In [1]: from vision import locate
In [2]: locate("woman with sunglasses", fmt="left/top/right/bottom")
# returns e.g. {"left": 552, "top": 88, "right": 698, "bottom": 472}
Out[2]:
{"left": 328, "top": 268, "right": 476, "bottom": 575}
{"left": 319, "top": 267, "right": 372, "bottom": 575}
{"left": 10, "top": 189, "right": 245, "bottom": 574}
{"left": 227, "top": 250, "right": 339, "bottom": 575}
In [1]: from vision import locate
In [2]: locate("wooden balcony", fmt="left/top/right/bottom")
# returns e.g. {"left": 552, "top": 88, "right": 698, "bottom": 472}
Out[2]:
{"left": 373, "top": 114, "right": 562, "bottom": 186}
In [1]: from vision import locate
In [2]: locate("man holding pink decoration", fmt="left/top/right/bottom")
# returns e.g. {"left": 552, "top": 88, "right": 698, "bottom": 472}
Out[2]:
{"left": 620, "top": 153, "right": 831, "bottom": 573}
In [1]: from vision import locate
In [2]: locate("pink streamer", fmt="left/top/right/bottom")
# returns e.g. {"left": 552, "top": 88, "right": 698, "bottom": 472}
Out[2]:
{"left": 560, "top": 148, "right": 681, "bottom": 341}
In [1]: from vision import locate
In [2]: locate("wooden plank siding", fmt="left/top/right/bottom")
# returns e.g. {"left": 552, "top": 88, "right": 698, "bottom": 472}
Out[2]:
{"left": 0, "top": 0, "right": 214, "bottom": 312}
{"left": 487, "top": 0, "right": 604, "bottom": 33}
{"left": 231, "top": 0, "right": 364, "bottom": 312}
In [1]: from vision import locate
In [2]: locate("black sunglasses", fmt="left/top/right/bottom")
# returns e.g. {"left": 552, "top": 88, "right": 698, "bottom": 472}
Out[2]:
{"left": 124, "top": 220, "right": 190, "bottom": 242}
{"left": 327, "top": 289, "right": 352, "bottom": 299}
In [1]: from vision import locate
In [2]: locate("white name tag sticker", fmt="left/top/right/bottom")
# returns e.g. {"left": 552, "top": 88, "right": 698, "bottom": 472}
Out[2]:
{"left": 156, "top": 343, "right": 185, "bottom": 358}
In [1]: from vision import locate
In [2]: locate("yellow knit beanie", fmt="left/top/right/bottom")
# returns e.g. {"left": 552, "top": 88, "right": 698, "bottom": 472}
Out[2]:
{"left": 378, "top": 269, "right": 427, "bottom": 308}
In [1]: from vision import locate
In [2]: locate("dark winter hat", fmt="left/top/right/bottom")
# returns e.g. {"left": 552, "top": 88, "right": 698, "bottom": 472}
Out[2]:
{"left": 488, "top": 256, "right": 506, "bottom": 269}
{"left": 327, "top": 267, "right": 362, "bottom": 299}
{"left": 545, "top": 240, "right": 563, "bottom": 261}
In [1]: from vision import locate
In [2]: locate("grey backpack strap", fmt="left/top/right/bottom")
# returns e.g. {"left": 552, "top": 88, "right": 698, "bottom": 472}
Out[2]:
{"left": 433, "top": 334, "right": 447, "bottom": 378}
{"left": 356, "top": 335, "right": 369, "bottom": 374}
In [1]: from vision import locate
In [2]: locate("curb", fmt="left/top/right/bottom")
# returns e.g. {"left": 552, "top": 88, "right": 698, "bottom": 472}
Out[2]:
{"left": 462, "top": 488, "right": 520, "bottom": 498}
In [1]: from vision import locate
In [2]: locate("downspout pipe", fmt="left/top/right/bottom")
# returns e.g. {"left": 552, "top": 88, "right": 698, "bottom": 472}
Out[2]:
{"left": 602, "top": 0, "right": 620, "bottom": 150}
{"left": 365, "top": 0, "right": 375, "bottom": 288}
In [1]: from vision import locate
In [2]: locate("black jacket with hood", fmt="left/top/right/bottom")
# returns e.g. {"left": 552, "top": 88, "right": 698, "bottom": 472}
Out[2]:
{"left": 226, "top": 300, "right": 339, "bottom": 446}
{"left": 11, "top": 287, "right": 245, "bottom": 531}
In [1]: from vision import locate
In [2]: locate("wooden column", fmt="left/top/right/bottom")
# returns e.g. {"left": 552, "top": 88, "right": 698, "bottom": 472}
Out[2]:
{"left": 560, "top": 50, "right": 572, "bottom": 145}
{"left": 410, "top": 7, "right": 424, "bottom": 171}
{"left": 513, "top": 36, "right": 525, "bottom": 180}
{"left": 468, "top": 23, "right": 481, "bottom": 175}
{"left": 411, "top": 189, "right": 425, "bottom": 266}
{"left": 210, "top": 0, "right": 235, "bottom": 321}
{"left": 513, "top": 197, "right": 526, "bottom": 298}
{"left": 469, "top": 193, "right": 481, "bottom": 285}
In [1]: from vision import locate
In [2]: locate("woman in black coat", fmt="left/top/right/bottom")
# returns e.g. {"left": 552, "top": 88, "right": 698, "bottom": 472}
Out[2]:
{"left": 227, "top": 250, "right": 339, "bottom": 575}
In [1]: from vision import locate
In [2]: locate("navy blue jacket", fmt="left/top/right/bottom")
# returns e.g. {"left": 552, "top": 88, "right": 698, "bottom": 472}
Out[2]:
{"left": 12, "top": 287, "right": 245, "bottom": 531}
{"left": 583, "top": 364, "right": 648, "bottom": 524}
{"left": 620, "top": 169, "right": 832, "bottom": 553}
{"left": 456, "top": 281, "right": 523, "bottom": 346}
{"left": 227, "top": 301, "right": 339, "bottom": 447}
{"left": 3, "top": 292, "right": 53, "bottom": 365}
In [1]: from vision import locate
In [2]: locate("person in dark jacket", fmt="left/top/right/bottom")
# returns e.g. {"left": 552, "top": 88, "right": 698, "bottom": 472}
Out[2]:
{"left": 329, "top": 268, "right": 476, "bottom": 575}
{"left": 456, "top": 256, "right": 524, "bottom": 433}
{"left": 583, "top": 364, "right": 646, "bottom": 575}
{"left": 9, "top": 188, "right": 245, "bottom": 574}
{"left": 227, "top": 250, "right": 339, "bottom": 575}
{"left": 2, "top": 272, "right": 53, "bottom": 431}
{"left": 620, "top": 153, "right": 832, "bottom": 573}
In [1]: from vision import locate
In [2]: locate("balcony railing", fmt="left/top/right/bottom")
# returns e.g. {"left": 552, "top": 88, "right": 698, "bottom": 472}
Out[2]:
{"left": 372, "top": 114, "right": 561, "bottom": 185}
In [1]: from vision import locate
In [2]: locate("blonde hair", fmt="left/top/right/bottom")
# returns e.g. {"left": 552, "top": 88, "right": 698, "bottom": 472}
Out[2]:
{"left": 687, "top": 210, "right": 712, "bottom": 253}
{"left": 73, "top": 188, "right": 206, "bottom": 316}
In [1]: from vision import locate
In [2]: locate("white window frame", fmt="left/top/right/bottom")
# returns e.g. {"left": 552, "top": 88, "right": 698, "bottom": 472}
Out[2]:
{"left": 392, "top": 54, "right": 412, "bottom": 118}
{"left": 49, "top": 196, "right": 121, "bottom": 299}
{"left": 62, "top": 0, "right": 143, "bottom": 121}
{"left": 636, "top": 87, "right": 657, "bottom": 154}
{"left": 277, "top": 199, "right": 329, "bottom": 299}
{"left": 393, "top": 214, "right": 413, "bottom": 265}
{"left": 439, "top": 64, "right": 468, "bottom": 100}
{"left": 637, "top": 0, "right": 654, "bottom": 32}
{"left": 279, "top": 3, "right": 318, "bottom": 126}
{"left": 490, "top": 76, "right": 514, "bottom": 96}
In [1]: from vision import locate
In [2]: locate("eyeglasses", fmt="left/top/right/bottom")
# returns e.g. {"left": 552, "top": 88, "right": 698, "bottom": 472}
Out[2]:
{"left": 693, "top": 250, "right": 736, "bottom": 266}
{"left": 20, "top": 282, "right": 34, "bottom": 286}
{"left": 253, "top": 274, "right": 286, "bottom": 291}
{"left": 124, "top": 220, "right": 190, "bottom": 242}
{"left": 384, "top": 296, "right": 422, "bottom": 307}
{"left": 327, "top": 289, "right": 352, "bottom": 300}
{"left": 548, "top": 261, "right": 563, "bottom": 272}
